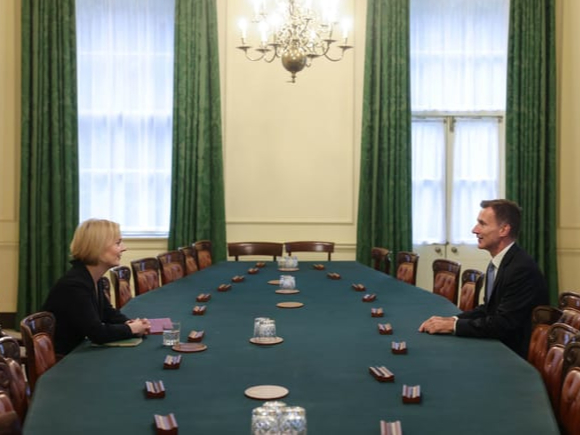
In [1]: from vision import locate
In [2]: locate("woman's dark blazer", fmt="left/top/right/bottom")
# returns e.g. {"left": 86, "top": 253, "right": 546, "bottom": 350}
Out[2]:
{"left": 43, "top": 260, "right": 133, "bottom": 355}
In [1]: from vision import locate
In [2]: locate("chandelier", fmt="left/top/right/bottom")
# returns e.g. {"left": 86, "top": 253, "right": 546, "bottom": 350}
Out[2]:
{"left": 237, "top": 0, "right": 353, "bottom": 83}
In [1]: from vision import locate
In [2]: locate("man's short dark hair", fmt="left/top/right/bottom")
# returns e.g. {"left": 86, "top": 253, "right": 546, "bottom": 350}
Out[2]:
{"left": 480, "top": 199, "right": 522, "bottom": 239}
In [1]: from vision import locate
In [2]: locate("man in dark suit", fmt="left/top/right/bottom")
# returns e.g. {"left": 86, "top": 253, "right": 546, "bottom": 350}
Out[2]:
{"left": 419, "top": 199, "right": 549, "bottom": 358}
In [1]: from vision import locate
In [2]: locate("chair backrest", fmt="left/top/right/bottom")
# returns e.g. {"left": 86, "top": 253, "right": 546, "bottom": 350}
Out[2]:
{"left": 0, "top": 338, "right": 20, "bottom": 365}
{"left": 559, "top": 367, "right": 580, "bottom": 435}
{"left": 19, "top": 312, "right": 56, "bottom": 392}
{"left": 110, "top": 266, "right": 133, "bottom": 309}
{"left": 562, "top": 341, "right": 580, "bottom": 384}
{"left": 130, "top": 257, "right": 160, "bottom": 296}
{"left": 432, "top": 259, "right": 461, "bottom": 305}
{"left": 0, "top": 392, "right": 21, "bottom": 435}
{"left": 194, "top": 240, "right": 213, "bottom": 269}
{"left": 179, "top": 246, "right": 199, "bottom": 275}
{"left": 0, "top": 347, "right": 27, "bottom": 424}
{"left": 371, "top": 247, "right": 391, "bottom": 274}
{"left": 157, "top": 251, "right": 186, "bottom": 285}
{"left": 98, "top": 276, "right": 112, "bottom": 304}
{"left": 527, "top": 307, "right": 578, "bottom": 372}
{"left": 395, "top": 252, "right": 419, "bottom": 285}
{"left": 458, "top": 269, "right": 484, "bottom": 311}
{"left": 228, "top": 242, "right": 283, "bottom": 261}
{"left": 559, "top": 308, "right": 580, "bottom": 330}
{"left": 559, "top": 292, "right": 580, "bottom": 311}
{"left": 284, "top": 241, "right": 334, "bottom": 261}
{"left": 541, "top": 323, "right": 579, "bottom": 415}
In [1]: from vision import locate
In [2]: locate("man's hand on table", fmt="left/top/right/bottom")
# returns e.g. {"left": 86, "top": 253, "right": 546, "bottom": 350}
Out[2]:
{"left": 418, "top": 316, "right": 456, "bottom": 334}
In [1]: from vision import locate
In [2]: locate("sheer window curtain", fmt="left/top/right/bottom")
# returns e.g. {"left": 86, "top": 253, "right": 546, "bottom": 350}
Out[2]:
{"left": 410, "top": 0, "right": 508, "bottom": 245}
{"left": 76, "top": 0, "right": 175, "bottom": 235}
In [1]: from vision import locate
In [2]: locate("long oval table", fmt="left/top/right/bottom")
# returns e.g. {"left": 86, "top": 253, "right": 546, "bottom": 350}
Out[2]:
{"left": 23, "top": 261, "right": 559, "bottom": 434}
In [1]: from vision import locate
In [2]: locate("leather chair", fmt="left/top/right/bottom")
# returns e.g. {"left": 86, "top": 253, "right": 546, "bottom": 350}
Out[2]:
{"left": 0, "top": 392, "right": 21, "bottom": 435}
{"left": 563, "top": 341, "right": 580, "bottom": 379}
{"left": 19, "top": 312, "right": 56, "bottom": 392}
{"left": 110, "top": 266, "right": 133, "bottom": 309}
{"left": 432, "top": 259, "right": 461, "bottom": 305}
{"left": 458, "top": 269, "right": 484, "bottom": 311}
{"left": 99, "top": 276, "right": 112, "bottom": 304}
{"left": 371, "top": 247, "right": 391, "bottom": 274}
{"left": 157, "top": 251, "right": 186, "bottom": 285}
{"left": 395, "top": 252, "right": 419, "bottom": 285}
{"left": 560, "top": 292, "right": 580, "bottom": 311}
{"left": 284, "top": 241, "right": 334, "bottom": 261}
{"left": 228, "top": 242, "right": 283, "bottom": 261}
{"left": 559, "top": 341, "right": 580, "bottom": 435}
{"left": 528, "top": 307, "right": 580, "bottom": 372}
{"left": 540, "top": 323, "right": 579, "bottom": 416}
{"left": 194, "top": 240, "right": 213, "bottom": 270}
{"left": 0, "top": 346, "right": 27, "bottom": 424}
{"left": 179, "top": 246, "right": 199, "bottom": 276}
{"left": 130, "top": 257, "right": 160, "bottom": 296}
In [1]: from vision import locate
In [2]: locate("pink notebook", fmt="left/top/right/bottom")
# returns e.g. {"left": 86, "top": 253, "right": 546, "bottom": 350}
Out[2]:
{"left": 148, "top": 318, "right": 173, "bottom": 335}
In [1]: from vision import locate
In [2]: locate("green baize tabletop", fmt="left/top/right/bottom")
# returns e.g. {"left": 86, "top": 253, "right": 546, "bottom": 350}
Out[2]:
{"left": 23, "top": 261, "right": 559, "bottom": 434}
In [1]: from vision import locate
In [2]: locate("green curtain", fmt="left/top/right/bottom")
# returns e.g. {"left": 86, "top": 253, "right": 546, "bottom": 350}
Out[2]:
{"left": 506, "top": 0, "right": 558, "bottom": 304}
{"left": 168, "top": 0, "right": 227, "bottom": 261}
{"left": 18, "top": 0, "right": 79, "bottom": 321}
{"left": 356, "top": 0, "right": 412, "bottom": 268}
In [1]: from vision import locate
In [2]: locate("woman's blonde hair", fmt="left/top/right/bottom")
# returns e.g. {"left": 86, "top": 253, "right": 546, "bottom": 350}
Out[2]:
{"left": 70, "top": 219, "right": 121, "bottom": 265}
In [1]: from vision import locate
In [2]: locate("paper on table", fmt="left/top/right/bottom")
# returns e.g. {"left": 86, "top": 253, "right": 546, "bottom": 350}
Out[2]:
{"left": 148, "top": 318, "right": 173, "bottom": 334}
{"left": 92, "top": 337, "right": 143, "bottom": 347}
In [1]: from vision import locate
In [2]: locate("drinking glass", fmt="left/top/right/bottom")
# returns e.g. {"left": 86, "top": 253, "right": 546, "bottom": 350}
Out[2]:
{"left": 253, "top": 317, "right": 271, "bottom": 338}
{"left": 279, "top": 275, "right": 296, "bottom": 289}
{"left": 258, "top": 319, "right": 276, "bottom": 338}
{"left": 162, "top": 321, "right": 180, "bottom": 346}
{"left": 279, "top": 406, "right": 307, "bottom": 435}
{"left": 251, "top": 406, "right": 279, "bottom": 435}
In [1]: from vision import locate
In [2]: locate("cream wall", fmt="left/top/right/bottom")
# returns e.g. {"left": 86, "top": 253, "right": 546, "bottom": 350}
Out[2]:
{"left": 1, "top": 0, "right": 579, "bottom": 315}
{"left": 556, "top": 0, "right": 580, "bottom": 292}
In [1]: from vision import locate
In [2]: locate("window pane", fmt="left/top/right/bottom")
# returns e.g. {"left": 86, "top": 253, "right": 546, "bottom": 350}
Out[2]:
{"left": 410, "top": 0, "right": 509, "bottom": 111}
{"left": 450, "top": 119, "right": 500, "bottom": 243}
{"left": 76, "top": 0, "right": 175, "bottom": 235}
{"left": 412, "top": 120, "right": 446, "bottom": 244}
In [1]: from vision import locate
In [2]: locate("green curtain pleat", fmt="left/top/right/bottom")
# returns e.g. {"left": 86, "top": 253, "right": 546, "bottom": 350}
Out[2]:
{"left": 18, "top": 0, "right": 79, "bottom": 322}
{"left": 168, "top": 0, "right": 227, "bottom": 261}
{"left": 506, "top": 0, "right": 558, "bottom": 303}
{"left": 356, "top": 0, "right": 412, "bottom": 268}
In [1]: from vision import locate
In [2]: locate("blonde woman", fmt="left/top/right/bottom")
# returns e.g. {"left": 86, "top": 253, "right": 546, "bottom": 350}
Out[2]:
{"left": 43, "top": 219, "right": 150, "bottom": 355}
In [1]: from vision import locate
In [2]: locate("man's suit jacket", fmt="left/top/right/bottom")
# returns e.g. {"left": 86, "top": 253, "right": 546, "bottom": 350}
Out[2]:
{"left": 43, "top": 260, "right": 133, "bottom": 355}
{"left": 455, "top": 243, "right": 549, "bottom": 358}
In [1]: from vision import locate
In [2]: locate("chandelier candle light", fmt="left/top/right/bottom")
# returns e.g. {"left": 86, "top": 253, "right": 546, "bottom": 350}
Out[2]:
{"left": 237, "top": 0, "right": 353, "bottom": 83}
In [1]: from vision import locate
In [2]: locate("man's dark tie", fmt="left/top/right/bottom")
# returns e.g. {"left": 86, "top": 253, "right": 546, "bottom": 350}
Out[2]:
{"left": 485, "top": 261, "right": 495, "bottom": 301}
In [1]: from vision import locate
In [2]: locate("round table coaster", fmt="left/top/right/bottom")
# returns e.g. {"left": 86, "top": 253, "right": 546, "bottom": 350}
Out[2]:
{"left": 172, "top": 343, "right": 207, "bottom": 353}
{"left": 276, "top": 302, "right": 304, "bottom": 309}
{"left": 275, "top": 289, "right": 300, "bottom": 294}
{"left": 244, "top": 385, "right": 289, "bottom": 400}
{"left": 278, "top": 267, "right": 299, "bottom": 272}
{"left": 268, "top": 280, "right": 280, "bottom": 286}
{"left": 249, "top": 337, "right": 284, "bottom": 345}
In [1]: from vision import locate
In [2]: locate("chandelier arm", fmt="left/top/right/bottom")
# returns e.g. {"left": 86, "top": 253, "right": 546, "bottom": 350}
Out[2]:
{"left": 323, "top": 46, "right": 354, "bottom": 62}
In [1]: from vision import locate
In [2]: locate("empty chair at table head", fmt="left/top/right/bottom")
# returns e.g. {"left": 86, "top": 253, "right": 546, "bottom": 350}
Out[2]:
{"left": 284, "top": 241, "right": 334, "bottom": 261}
{"left": 228, "top": 242, "right": 283, "bottom": 261}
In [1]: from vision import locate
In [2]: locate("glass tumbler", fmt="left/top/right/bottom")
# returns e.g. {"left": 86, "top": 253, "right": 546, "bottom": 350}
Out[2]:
{"left": 258, "top": 319, "right": 276, "bottom": 338}
{"left": 279, "top": 275, "right": 296, "bottom": 289}
{"left": 279, "top": 406, "right": 307, "bottom": 435}
{"left": 251, "top": 406, "right": 279, "bottom": 435}
{"left": 253, "top": 317, "right": 271, "bottom": 338}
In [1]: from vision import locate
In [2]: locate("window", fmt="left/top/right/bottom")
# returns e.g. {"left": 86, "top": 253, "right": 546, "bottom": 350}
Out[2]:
{"left": 410, "top": 0, "right": 509, "bottom": 244}
{"left": 76, "top": 0, "right": 175, "bottom": 236}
